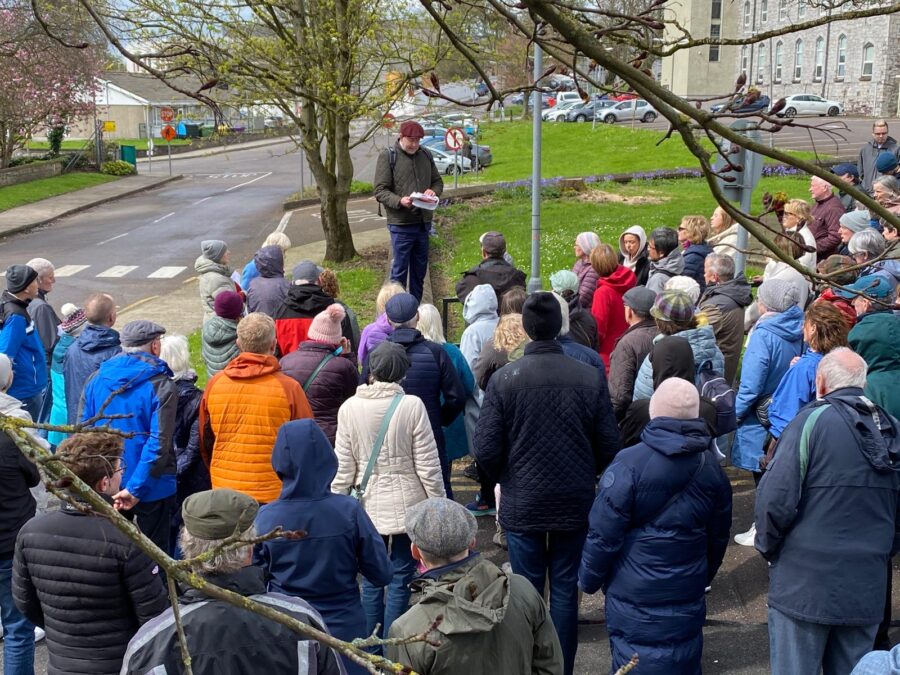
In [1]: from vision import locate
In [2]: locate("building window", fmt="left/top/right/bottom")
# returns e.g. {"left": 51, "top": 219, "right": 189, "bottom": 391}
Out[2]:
{"left": 794, "top": 39, "right": 803, "bottom": 80}
{"left": 862, "top": 43, "right": 874, "bottom": 78}
{"left": 814, "top": 37, "right": 824, "bottom": 81}
{"left": 779, "top": 0, "right": 787, "bottom": 20}
{"left": 798, "top": 1, "right": 806, "bottom": 19}
{"left": 743, "top": 2, "right": 751, "bottom": 29}
{"left": 709, "top": 23, "right": 721, "bottom": 62}
{"left": 760, "top": 0, "right": 768, "bottom": 22}
{"left": 774, "top": 41, "right": 783, "bottom": 82}
{"left": 757, "top": 44, "right": 767, "bottom": 83}
{"left": 836, "top": 35, "right": 847, "bottom": 78}
{"left": 741, "top": 46, "right": 749, "bottom": 74}
{"left": 711, "top": 0, "right": 722, "bottom": 20}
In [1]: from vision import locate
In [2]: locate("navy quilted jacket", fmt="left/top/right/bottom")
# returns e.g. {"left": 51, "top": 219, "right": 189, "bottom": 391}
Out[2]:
{"left": 474, "top": 340, "right": 620, "bottom": 532}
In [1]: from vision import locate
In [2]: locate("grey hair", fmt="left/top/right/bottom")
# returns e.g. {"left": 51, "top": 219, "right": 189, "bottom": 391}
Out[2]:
{"left": 26, "top": 258, "right": 54, "bottom": 279}
{"left": 123, "top": 344, "right": 155, "bottom": 355}
{"left": 552, "top": 292, "right": 570, "bottom": 337}
{"left": 179, "top": 525, "right": 257, "bottom": 574}
{"left": 160, "top": 334, "right": 194, "bottom": 380}
{"left": 874, "top": 175, "right": 900, "bottom": 197}
{"left": 389, "top": 317, "right": 418, "bottom": 330}
{"left": 416, "top": 304, "right": 446, "bottom": 345}
{"left": 817, "top": 347, "right": 867, "bottom": 393}
{"left": 705, "top": 253, "right": 735, "bottom": 281}
{"left": 848, "top": 229, "right": 886, "bottom": 259}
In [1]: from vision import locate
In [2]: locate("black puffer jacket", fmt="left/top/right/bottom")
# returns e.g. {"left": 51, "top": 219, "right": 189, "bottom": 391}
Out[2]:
{"left": 567, "top": 294, "right": 599, "bottom": 351}
{"left": 280, "top": 341, "right": 360, "bottom": 444}
{"left": 13, "top": 501, "right": 169, "bottom": 675}
{"left": 474, "top": 340, "right": 620, "bottom": 532}
{"left": 455, "top": 258, "right": 527, "bottom": 303}
{"left": 0, "top": 431, "right": 39, "bottom": 558}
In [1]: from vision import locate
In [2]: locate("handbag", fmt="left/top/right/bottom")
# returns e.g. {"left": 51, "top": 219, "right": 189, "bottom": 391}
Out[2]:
{"left": 350, "top": 393, "right": 404, "bottom": 501}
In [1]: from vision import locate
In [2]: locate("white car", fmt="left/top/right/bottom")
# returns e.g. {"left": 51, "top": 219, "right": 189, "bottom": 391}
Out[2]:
{"left": 776, "top": 94, "right": 843, "bottom": 118}
{"left": 429, "top": 146, "right": 473, "bottom": 175}
{"left": 541, "top": 100, "right": 579, "bottom": 122}
{"left": 599, "top": 99, "right": 658, "bottom": 124}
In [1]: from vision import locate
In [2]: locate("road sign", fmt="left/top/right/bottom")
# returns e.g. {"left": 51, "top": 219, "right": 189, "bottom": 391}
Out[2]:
{"left": 102, "top": 120, "right": 116, "bottom": 132}
{"left": 445, "top": 127, "right": 465, "bottom": 151}
{"left": 382, "top": 113, "right": 396, "bottom": 129}
{"left": 160, "top": 107, "right": 175, "bottom": 123}
{"left": 161, "top": 125, "right": 176, "bottom": 141}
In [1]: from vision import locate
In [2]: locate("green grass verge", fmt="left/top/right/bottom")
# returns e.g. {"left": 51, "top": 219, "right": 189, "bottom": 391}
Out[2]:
{"left": 27, "top": 138, "right": 192, "bottom": 151}
{"left": 459, "top": 120, "right": 818, "bottom": 186}
{"left": 188, "top": 330, "right": 209, "bottom": 389}
{"left": 0, "top": 173, "right": 120, "bottom": 212}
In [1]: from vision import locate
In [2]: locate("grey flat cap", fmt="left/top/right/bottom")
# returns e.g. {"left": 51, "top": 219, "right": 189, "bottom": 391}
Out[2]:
{"left": 292, "top": 260, "right": 324, "bottom": 284}
{"left": 120, "top": 320, "right": 166, "bottom": 347}
{"left": 405, "top": 497, "right": 477, "bottom": 559}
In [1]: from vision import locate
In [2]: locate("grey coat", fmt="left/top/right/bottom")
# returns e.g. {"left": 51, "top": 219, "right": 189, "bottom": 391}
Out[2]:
{"left": 373, "top": 142, "right": 443, "bottom": 225}
{"left": 194, "top": 256, "right": 235, "bottom": 320}
{"left": 201, "top": 316, "right": 240, "bottom": 376}
{"left": 859, "top": 136, "right": 900, "bottom": 192}
{"left": 608, "top": 319, "right": 659, "bottom": 419}
{"left": 247, "top": 246, "right": 289, "bottom": 317}
{"left": 27, "top": 291, "right": 60, "bottom": 364}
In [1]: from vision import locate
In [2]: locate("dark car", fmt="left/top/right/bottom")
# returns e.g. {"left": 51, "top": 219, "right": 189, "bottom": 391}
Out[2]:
{"left": 564, "top": 100, "right": 615, "bottom": 122}
{"left": 421, "top": 136, "right": 492, "bottom": 168}
{"left": 475, "top": 81, "right": 490, "bottom": 97}
{"left": 710, "top": 94, "right": 771, "bottom": 114}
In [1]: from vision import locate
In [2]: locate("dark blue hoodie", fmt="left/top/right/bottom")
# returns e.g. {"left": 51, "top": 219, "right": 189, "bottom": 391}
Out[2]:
{"left": 254, "top": 420, "right": 391, "bottom": 663}
{"left": 64, "top": 324, "right": 121, "bottom": 425}
{"left": 580, "top": 417, "right": 732, "bottom": 675}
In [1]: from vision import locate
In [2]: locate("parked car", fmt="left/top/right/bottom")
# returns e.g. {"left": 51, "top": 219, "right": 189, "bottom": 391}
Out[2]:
{"left": 710, "top": 93, "right": 771, "bottom": 114}
{"left": 554, "top": 91, "right": 583, "bottom": 106}
{"left": 429, "top": 146, "right": 473, "bottom": 175}
{"left": 475, "top": 81, "right": 490, "bottom": 97}
{"left": 508, "top": 92, "right": 525, "bottom": 105}
{"left": 505, "top": 92, "right": 555, "bottom": 107}
{"left": 775, "top": 94, "right": 843, "bottom": 117}
{"left": 542, "top": 100, "right": 580, "bottom": 121}
{"left": 420, "top": 125, "right": 448, "bottom": 139}
{"left": 564, "top": 100, "right": 615, "bottom": 122}
{"left": 440, "top": 113, "right": 477, "bottom": 135}
{"left": 421, "top": 136, "right": 492, "bottom": 167}
{"left": 612, "top": 92, "right": 639, "bottom": 102}
{"left": 548, "top": 75, "right": 576, "bottom": 91}
{"left": 599, "top": 99, "right": 658, "bottom": 124}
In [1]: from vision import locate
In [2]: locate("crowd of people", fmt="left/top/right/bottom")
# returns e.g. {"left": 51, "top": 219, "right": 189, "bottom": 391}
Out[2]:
{"left": 1, "top": 120, "right": 900, "bottom": 675}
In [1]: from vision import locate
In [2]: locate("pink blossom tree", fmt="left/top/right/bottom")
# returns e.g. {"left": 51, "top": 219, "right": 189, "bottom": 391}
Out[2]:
{"left": 0, "top": 7, "right": 100, "bottom": 168}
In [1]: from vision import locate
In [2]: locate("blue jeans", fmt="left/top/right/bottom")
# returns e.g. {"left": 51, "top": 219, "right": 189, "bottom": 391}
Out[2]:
{"left": 361, "top": 533, "right": 417, "bottom": 644}
{"left": 506, "top": 528, "right": 587, "bottom": 675}
{"left": 768, "top": 606, "right": 878, "bottom": 675}
{"left": 389, "top": 223, "right": 430, "bottom": 301}
{"left": 1, "top": 556, "right": 35, "bottom": 675}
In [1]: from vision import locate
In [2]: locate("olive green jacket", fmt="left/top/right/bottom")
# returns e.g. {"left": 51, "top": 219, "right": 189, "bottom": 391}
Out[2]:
{"left": 373, "top": 142, "right": 443, "bottom": 225}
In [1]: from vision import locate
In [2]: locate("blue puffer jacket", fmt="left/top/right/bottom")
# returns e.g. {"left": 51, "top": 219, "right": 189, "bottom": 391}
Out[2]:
{"left": 81, "top": 353, "right": 177, "bottom": 502}
{"left": 731, "top": 305, "right": 804, "bottom": 472}
{"left": 633, "top": 325, "right": 724, "bottom": 401}
{"left": 558, "top": 334, "right": 604, "bottom": 378}
{"left": 768, "top": 349, "right": 822, "bottom": 440}
{"left": 681, "top": 243, "right": 714, "bottom": 292}
{"left": 0, "top": 293, "right": 48, "bottom": 400}
{"left": 64, "top": 324, "right": 121, "bottom": 424}
{"left": 48, "top": 334, "right": 75, "bottom": 447}
{"left": 580, "top": 417, "right": 732, "bottom": 675}
{"left": 254, "top": 420, "right": 391, "bottom": 675}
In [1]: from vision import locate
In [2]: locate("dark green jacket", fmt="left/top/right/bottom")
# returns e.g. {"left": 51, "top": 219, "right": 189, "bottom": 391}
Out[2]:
{"left": 387, "top": 555, "right": 562, "bottom": 675}
{"left": 373, "top": 142, "right": 443, "bottom": 225}
{"left": 849, "top": 309, "right": 900, "bottom": 419}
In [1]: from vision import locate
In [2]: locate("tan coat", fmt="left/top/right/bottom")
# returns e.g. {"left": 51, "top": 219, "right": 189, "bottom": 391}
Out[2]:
{"left": 332, "top": 381, "right": 445, "bottom": 535}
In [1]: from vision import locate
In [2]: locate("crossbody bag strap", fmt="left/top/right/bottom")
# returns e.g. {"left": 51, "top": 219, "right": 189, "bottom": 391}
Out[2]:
{"left": 303, "top": 352, "right": 336, "bottom": 392}
{"left": 356, "top": 393, "right": 404, "bottom": 496}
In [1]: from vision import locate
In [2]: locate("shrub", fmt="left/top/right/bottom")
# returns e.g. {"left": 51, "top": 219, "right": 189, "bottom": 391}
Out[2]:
{"left": 47, "top": 126, "right": 65, "bottom": 157}
{"left": 350, "top": 180, "right": 373, "bottom": 194}
{"left": 100, "top": 160, "right": 136, "bottom": 176}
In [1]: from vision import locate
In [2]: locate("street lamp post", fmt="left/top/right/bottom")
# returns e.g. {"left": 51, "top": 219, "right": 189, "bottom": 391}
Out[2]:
{"left": 528, "top": 44, "right": 543, "bottom": 293}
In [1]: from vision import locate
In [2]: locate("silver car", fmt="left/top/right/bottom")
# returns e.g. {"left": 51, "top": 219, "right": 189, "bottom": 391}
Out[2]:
{"left": 541, "top": 100, "right": 580, "bottom": 122}
{"left": 599, "top": 99, "right": 658, "bottom": 124}
{"left": 429, "top": 146, "right": 473, "bottom": 175}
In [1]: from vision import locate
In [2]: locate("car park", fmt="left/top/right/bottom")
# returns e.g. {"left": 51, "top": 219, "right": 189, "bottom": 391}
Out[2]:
{"left": 428, "top": 146, "right": 473, "bottom": 174}
{"left": 421, "top": 136, "right": 492, "bottom": 167}
{"left": 599, "top": 99, "right": 658, "bottom": 124}
{"left": 541, "top": 100, "right": 580, "bottom": 121}
{"left": 710, "top": 93, "right": 771, "bottom": 114}
{"left": 775, "top": 94, "right": 843, "bottom": 117}
{"left": 564, "top": 100, "right": 615, "bottom": 122}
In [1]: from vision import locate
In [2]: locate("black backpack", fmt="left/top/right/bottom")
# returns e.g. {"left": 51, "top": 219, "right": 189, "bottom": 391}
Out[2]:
{"left": 697, "top": 361, "right": 737, "bottom": 435}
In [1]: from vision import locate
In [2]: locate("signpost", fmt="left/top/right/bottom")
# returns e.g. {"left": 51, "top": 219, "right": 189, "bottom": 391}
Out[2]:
{"left": 445, "top": 127, "right": 465, "bottom": 189}
{"left": 161, "top": 124, "right": 176, "bottom": 176}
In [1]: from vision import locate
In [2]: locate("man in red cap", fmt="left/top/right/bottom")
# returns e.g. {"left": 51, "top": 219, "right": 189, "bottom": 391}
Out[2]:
{"left": 374, "top": 120, "right": 443, "bottom": 301}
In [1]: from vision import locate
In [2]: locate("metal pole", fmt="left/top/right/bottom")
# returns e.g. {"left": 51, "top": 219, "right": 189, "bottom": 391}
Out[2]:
{"left": 453, "top": 149, "right": 459, "bottom": 189}
{"left": 734, "top": 132, "right": 762, "bottom": 277}
{"left": 299, "top": 147, "right": 305, "bottom": 197}
{"left": 146, "top": 107, "right": 152, "bottom": 174}
{"left": 167, "top": 141, "right": 172, "bottom": 176}
{"left": 528, "top": 44, "right": 543, "bottom": 293}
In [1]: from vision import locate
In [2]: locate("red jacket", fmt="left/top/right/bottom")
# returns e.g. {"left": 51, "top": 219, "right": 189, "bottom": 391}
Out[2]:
{"left": 590, "top": 265, "right": 637, "bottom": 372}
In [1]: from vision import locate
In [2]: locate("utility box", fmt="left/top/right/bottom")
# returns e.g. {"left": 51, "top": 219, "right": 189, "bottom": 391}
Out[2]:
{"left": 120, "top": 145, "right": 137, "bottom": 167}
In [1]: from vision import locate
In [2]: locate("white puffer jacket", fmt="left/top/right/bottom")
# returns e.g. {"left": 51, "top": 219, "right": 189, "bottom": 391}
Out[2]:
{"left": 332, "top": 381, "right": 445, "bottom": 535}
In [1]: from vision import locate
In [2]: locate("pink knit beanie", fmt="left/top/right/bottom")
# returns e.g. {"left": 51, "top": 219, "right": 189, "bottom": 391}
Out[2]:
{"left": 307, "top": 304, "right": 345, "bottom": 345}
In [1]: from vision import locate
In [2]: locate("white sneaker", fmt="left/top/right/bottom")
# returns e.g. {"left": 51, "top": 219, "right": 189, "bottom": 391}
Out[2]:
{"left": 734, "top": 524, "right": 757, "bottom": 547}
{"left": 34, "top": 627, "right": 45, "bottom": 642}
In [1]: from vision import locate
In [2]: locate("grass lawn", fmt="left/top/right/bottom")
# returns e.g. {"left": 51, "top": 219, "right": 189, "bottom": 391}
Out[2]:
{"left": 433, "top": 174, "right": 808, "bottom": 340}
{"left": 26, "top": 138, "right": 192, "bottom": 151}
{"left": 459, "top": 120, "right": 819, "bottom": 186}
{"left": 0, "top": 173, "right": 120, "bottom": 212}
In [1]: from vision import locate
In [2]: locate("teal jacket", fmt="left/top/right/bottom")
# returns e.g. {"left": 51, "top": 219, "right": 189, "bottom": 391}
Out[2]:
{"left": 849, "top": 310, "right": 900, "bottom": 419}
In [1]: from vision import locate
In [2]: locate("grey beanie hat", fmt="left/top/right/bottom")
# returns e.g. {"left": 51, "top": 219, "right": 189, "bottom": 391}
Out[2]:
{"left": 758, "top": 278, "right": 800, "bottom": 313}
{"left": 368, "top": 340, "right": 411, "bottom": 383}
{"left": 201, "top": 240, "right": 228, "bottom": 263}
{"left": 838, "top": 209, "right": 871, "bottom": 235}
{"left": 406, "top": 497, "right": 477, "bottom": 559}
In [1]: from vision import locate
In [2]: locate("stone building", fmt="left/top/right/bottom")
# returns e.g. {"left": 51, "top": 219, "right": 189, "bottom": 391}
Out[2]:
{"left": 739, "top": 0, "right": 900, "bottom": 116}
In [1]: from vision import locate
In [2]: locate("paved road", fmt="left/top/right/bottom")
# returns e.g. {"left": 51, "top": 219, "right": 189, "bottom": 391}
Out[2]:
{"left": 0, "top": 138, "right": 386, "bottom": 311}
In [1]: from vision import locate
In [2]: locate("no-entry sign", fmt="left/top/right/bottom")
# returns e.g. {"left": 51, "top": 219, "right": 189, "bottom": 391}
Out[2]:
{"left": 445, "top": 127, "right": 465, "bottom": 151}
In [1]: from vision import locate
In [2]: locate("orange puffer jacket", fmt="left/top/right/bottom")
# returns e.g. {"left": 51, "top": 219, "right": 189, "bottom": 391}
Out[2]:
{"left": 199, "top": 352, "right": 312, "bottom": 503}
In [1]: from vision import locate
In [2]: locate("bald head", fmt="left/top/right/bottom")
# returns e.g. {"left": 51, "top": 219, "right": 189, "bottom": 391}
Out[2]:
{"left": 649, "top": 377, "right": 700, "bottom": 419}
{"left": 84, "top": 293, "right": 116, "bottom": 327}
{"left": 816, "top": 347, "right": 867, "bottom": 396}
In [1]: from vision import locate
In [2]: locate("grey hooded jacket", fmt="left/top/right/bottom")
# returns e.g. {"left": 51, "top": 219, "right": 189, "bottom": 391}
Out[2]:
{"left": 195, "top": 255, "right": 235, "bottom": 320}
{"left": 645, "top": 250, "right": 685, "bottom": 294}
{"left": 247, "top": 246, "right": 289, "bottom": 317}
